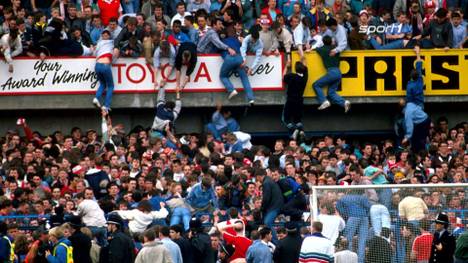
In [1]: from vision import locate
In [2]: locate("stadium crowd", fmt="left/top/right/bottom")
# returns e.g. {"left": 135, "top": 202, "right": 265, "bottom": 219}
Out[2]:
{"left": 0, "top": 106, "right": 466, "bottom": 263}
{"left": 0, "top": 0, "right": 468, "bottom": 262}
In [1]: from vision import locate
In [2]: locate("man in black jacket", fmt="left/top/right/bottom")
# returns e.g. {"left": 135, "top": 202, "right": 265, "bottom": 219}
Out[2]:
{"left": 101, "top": 213, "right": 135, "bottom": 263}
{"left": 273, "top": 223, "right": 302, "bottom": 263}
{"left": 419, "top": 8, "right": 453, "bottom": 48}
{"left": 113, "top": 17, "right": 143, "bottom": 53}
{"left": 170, "top": 225, "right": 193, "bottom": 263}
{"left": 430, "top": 213, "right": 456, "bottom": 263}
{"left": 282, "top": 61, "right": 308, "bottom": 140}
{"left": 255, "top": 168, "right": 284, "bottom": 241}
{"left": 189, "top": 218, "right": 216, "bottom": 263}
{"left": 174, "top": 42, "right": 198, "bottom": 90}
{"left": 66, "top": 215, "right": 92, "bottom": 263}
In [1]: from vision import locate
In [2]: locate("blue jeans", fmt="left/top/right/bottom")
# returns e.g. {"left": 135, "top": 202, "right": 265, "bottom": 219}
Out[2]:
{"left": 370, "top": 38, "right": 405, "bottom": 49}
{"left": 220, "top": 54, "right": 254, "bottom": 101}
{"left": 170, "top": 207, "right": 191, "bottom": 231}
{"left": 264, "top": 208, "right": 280, "bottom": 241}
{"left": 88, "top": 226, "right": 107, "bottom": 247}
{"left": 121, "top": 0, "right": 139, "bottom": 14}
{"left": 378, "top": 188, "right": 393, "bottom": 209}
{"left": 95, "top": 62, "right": 114, "bottom": 108}
{"left": 312, "top": 67, "right": 345, "bottom": 107}
{"left": 370, "top": 204, "right": 391, "bottom": 236}
{"left": 345, "top": 216, "right": 369, "bottom": 263}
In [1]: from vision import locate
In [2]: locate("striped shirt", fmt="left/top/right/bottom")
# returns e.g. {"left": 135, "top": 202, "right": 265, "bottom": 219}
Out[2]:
{"left": 299, "top": 233, "right": 334, "bottom": 263}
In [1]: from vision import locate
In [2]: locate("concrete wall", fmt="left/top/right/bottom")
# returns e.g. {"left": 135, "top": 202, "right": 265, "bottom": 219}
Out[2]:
{"left": 1, "top": 91, "right": 467, "bottom": 109}
{"left": 0, "top": 100, "right": 466, "bottom": 136}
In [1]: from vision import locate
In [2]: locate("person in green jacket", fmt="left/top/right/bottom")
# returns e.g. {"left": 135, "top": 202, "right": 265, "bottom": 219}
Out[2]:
{"left": 455, "top": 231, "right": 468, "bottom": 263}
{"left": 312, "top": 35, "right": 351, "bottom": 113}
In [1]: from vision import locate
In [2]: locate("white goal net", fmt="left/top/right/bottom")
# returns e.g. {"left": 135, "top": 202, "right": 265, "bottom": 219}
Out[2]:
{"left": 309, "top": 183, "right": 468, "bottom": 263}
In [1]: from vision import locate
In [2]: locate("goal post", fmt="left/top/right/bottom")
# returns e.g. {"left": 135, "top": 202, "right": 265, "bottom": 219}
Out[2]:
{"left": 309, "top": 183, "right": 468, "bottom": 263}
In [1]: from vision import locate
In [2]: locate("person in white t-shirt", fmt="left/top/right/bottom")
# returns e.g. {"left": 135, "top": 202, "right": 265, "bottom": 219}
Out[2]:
{"left": 318, "top": 202, "right": 345, "bottom": 245}
{"left": 171, "top": 2, "right": 191, "bottom": 27}
{"left": 334, "top": 237, "right": 358, "bottom": 263}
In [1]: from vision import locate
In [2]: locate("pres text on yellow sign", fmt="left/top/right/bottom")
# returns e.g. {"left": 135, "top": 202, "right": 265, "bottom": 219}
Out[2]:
{"left": 292, "top": 49, "right": 468, "bottom": 97}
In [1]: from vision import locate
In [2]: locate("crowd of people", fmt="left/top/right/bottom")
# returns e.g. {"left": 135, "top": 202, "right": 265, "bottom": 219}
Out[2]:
{"left": 0, "top": 99, "right": 466, "bottom": 263}
{"left": 0, "top": 0, "right": 468, "bottom": 262}
{"left": 1, "top": 0, "right": 468, "bottom": 104}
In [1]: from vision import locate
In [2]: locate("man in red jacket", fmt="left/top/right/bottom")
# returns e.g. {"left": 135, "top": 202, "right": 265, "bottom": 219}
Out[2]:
{"left": 261, "top": 0, "right": 282, "bottom": 24}
{"left": 216, "top": 220, "right": 252, "bottom": 262}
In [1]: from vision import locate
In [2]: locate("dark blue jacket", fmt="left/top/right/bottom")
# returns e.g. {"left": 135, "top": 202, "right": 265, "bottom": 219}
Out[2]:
{"left": 336, "top": 194, "right": 371, "bottom": 218}
{"left": 220, "top": 36, "right": 241, "bottom": 58}
{"left": 406, "top": 60, "right": 424, "bottom": 107}
{"left": 261, "top": 176, "right": 284, "bottom": 212}
{"left": 85, "top": 169, "right": 109, "bottom": 199}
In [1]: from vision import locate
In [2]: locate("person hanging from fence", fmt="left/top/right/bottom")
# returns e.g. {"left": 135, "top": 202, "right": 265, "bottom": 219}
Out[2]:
{"left": 282, "top": 61, "right": 308, "bottom": 141}
{"left": 312, "top": 33, "right": 351, "bottom": 113}
{"left": 406, "top": 45, "right": 425, "bottom": 108}
{"left": 150, "top": 82, "right": 182, "bottom": 138}
{"left": 92, "top": 30, "right": 116, "bottom": 113}
{"left": 400, "top": 97, "right": 431, "bottom": 153}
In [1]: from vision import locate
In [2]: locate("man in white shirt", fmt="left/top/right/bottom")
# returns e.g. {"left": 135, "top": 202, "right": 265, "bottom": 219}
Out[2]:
{"left": 334, "top": 237, "right": 358, "bottom": 263}
{"left": 290, "top": 15, "right": 305, "bottom": 62}
{"left": 75, "top": 192, "right": 107, "bottom": 246}
{"left": 171, "top": 2, "right": 191, "bottom": 27}
{"left": 318, "top": 202, "right": 345, "bottom": 245}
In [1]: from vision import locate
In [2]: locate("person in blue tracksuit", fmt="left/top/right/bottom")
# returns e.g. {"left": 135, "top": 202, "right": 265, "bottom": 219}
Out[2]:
{"left": 406, "top": 45, "right": 425, "bottom": 108}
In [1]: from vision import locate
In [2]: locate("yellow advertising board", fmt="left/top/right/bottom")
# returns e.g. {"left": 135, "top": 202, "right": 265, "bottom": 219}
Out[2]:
{"left": 292, "top": 49, "right": 468, "bottom": 97}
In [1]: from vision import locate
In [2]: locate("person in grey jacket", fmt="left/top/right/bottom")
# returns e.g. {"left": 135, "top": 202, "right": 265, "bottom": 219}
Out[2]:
{"left": 151, "top": 85, "right": 182, "bottom": 136}
{"left": 197, "top": 17, "right": 236, "bottom": 55}
{"left": 135, "top": 229, "right": 173, "bottom": 263}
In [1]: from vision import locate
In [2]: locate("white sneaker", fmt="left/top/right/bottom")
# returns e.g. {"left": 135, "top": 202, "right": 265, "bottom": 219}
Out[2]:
{"left": 101, "top": 106, "right": 111, "bottom": 113}
{"left": 344, "top": 100, "right": 351, "bottom": 113}
{"left": 248, "top": 100, "right": 255, "bottom": 106}
{"left": 228, "top": 90, "right": 238, "bottom": 100}
{"left": 318, "top": 100, "right": 331, "bottom": 110}
{"left": 92, "top": 98, "right": 101, "bottom": 108}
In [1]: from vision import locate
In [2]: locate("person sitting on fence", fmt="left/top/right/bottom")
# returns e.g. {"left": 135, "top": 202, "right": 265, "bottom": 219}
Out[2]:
{"left": 312, "top": 34, "right": 351, "bottom": 113}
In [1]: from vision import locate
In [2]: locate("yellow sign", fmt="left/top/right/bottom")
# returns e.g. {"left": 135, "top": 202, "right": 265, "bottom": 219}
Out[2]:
{"left": 292, "top": 49, "right": 468, "bottom": 97}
